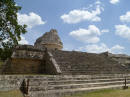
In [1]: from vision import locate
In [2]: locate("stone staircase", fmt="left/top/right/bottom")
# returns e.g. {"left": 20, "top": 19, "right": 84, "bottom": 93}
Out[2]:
{"left": 0, "top": 75, "right": 130, "bottom": 97}
{"left": 27, "top": 75, "right": 130, "bottom": 97}
{"left": 50, "top": 50, "right": 129, "bottom": 75}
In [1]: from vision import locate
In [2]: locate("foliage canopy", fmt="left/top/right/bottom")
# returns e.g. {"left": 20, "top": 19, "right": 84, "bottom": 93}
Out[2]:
{"left": 0, "top": 0, "right": 27, "bottom": 60}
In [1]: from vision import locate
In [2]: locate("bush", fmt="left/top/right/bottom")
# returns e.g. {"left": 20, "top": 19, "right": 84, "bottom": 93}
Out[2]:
{"left": 0, "top": 48, "right": 13, "bottom": 61}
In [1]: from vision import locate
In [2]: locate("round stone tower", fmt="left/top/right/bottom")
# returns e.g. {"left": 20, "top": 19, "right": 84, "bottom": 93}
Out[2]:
{"left": 34, "top": 29, "right": 63, "bottom": 50}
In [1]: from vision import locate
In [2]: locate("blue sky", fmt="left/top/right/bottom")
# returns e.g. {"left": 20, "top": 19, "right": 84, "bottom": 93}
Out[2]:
{"left": 16, "top": 0, "right": 130, "bottom": 55}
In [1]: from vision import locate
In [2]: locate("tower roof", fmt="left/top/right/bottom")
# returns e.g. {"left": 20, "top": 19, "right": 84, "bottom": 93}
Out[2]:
{"left": 34, "top": 29, "right": 63, "bottom": 49}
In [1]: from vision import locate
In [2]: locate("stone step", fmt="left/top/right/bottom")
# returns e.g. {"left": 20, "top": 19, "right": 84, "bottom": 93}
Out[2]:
{"left": 0, "top": 75, "right": 128, "bottom": 81}
{"left": 47, "top": 78, "right": 130, "bottom": 85}
{"left": 61, "top": 71, "right": 122, "bottom": 74}
{"left": 28, "top": 77, "right": 130, "bottom": 86}
{"left": 50, "top": 50, "right": 130, "bottom": 75}
{"left": 27, "top": 76, "right": 130, "bottom": 83}
{"left": 29, "top": 80, "right": 130, "bottom": 92}
{"left": 29, "top": 84, "right": 130, "bottom": 97}
{"left": 29, "top": 78, "right": 127, "bottom": 86}
{"left": 61, "top": 69, "right": 114, "bottom": 72}
{"left": 60, "top": 67, "right": 126, "bottom": 70}
{"left": 47, "top": 81, "right": 130, "bottom": 90}
{"left": 61, "top": 69, "right": 127, "bottom": 72}
{"left": 46, "top": 84, "right": 130, "bottom": 97}
{"left": 1, "top": 75, "right": 130, "bottom": 84}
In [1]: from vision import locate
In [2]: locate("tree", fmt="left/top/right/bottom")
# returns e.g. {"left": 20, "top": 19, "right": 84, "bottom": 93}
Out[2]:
{"left": 0, "top": 0, "right": 27, "bottom": 60}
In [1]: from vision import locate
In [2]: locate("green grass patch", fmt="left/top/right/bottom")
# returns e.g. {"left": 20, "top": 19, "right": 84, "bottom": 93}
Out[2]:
{"left": 0, "top": 90, "right": 24, "bottom": 97}
{"left": 64, "top": 88, "right": 130, "bottom": 97}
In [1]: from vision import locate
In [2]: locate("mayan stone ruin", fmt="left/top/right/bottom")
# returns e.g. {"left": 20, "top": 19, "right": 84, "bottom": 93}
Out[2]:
{"left": 1, "top": 29, "right": 130, "bottom": 97}
{"left": 1, "top": 29, "right": 130, "bottom": 75}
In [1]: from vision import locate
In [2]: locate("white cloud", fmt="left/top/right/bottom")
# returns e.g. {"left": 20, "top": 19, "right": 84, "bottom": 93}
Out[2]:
{"left": 17, "top": 12, "right": 46, "bottom": 28}
{"left": 2, "top": 36, "right": 28, "bottom": 45}
{"left": 110, "top": 0, "right": 119, "bottom": 4}
{"left": 95, "top": 0, "right": 101, "bottom": 5}
{"left": 110, "top": 45, "right": 125, "bottom": 53}
{"left": 77, "top": 43, "right": 124, "bottom": 54}
{"left": 101, "top": 29, "right": 109, "bottom": 33}
{"left": 61, "top": 1, "right": 103, "bottom": 24}
{"left": 82, "top": 43, "right": 108, "bottom": 53}
{"left": 69, "top": 25, "right": 107, "bottom": 43}
{"left": 18, "top": 36, "right": 29, "bottom": 44}
{"left": 120, "top": 11, "right": 130, "bottom": 23}
{"left": 115, "top": 25, "right": 130, "bottom": 40}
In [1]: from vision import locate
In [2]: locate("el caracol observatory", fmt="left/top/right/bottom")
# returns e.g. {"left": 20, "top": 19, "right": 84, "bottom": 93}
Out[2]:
{"left": 34, "top": 29, "right": 63, "bottom": 50}
{"left": 1, "top": 29, "right": 130, "bottom": 75}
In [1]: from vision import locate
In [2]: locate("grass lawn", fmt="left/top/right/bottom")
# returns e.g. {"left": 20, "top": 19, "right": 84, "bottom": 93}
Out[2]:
{"left": 64, "top": 88, "right": 130, "bottom": 97}
{"left": 0, "top": 90, "right": 24, "bottom": 97}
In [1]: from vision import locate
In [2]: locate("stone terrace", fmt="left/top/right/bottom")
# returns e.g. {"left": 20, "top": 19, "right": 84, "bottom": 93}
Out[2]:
{"left": 1, "top": 75, "right": 130, "bottom": 97}
{"left": 50, "top": 50, "right": 130, "bottom": 75}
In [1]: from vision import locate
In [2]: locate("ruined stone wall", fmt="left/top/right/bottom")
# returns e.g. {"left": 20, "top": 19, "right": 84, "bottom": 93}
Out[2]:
{"left": 43, "top": 43, "right": 62, "bottom": 50}
{"left": 3, "top": 45, "right": 46, "bottom": 74}
{"left": 12, "top": 50, "right": 44, "bottom": 60}
{"left": 2, "top": 45, "right": 62, "bottom": 74}
{"left": 9, "top": 58, "right": 43, "bottom": 74}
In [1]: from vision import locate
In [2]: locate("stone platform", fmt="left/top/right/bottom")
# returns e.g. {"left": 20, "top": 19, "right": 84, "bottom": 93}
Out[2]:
{"left": 0, "top": 74, "right": 130, "bottom": 97}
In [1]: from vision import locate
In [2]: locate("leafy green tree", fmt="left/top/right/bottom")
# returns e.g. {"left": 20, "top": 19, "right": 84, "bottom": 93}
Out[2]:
{"left": 0, "top": 0, "right": 27, "bottom": 60}
{"left": 0, "top": 46, "right": 12, "bottom": 61}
